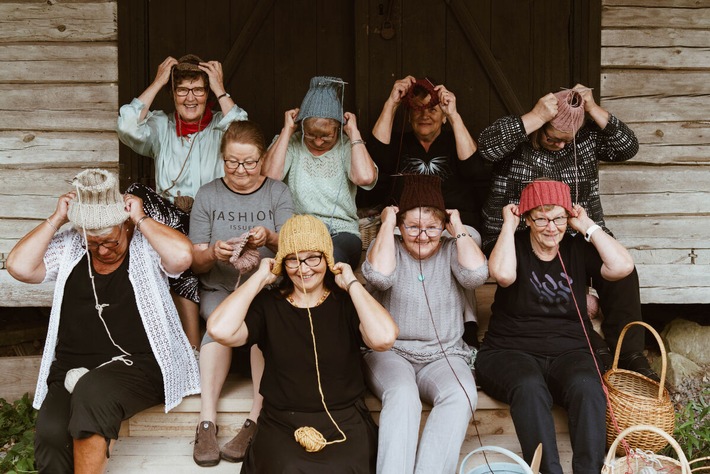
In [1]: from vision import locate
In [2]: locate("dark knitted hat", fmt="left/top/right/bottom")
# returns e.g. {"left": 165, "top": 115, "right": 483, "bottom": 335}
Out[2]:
{"left": 175, "top": 54, "right": 203, "bottom": 73}
{"left": 397, "top": 174, "right": 445, "bottom": 215}
{"left": 550, "top": 89, "right": 585, "bottom": 134}
{"left": 518, "top": 180, "right": 574, "bottom": 216}
{"left": 296, "top": 76, "right": 345, "bottom": 124}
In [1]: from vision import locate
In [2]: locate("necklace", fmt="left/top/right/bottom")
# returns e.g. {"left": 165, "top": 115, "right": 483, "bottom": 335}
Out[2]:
{"left": 286, "top": 289, "right": 330, "bottom": 308}
{"left": 531, "top": 244, "right": 554, "bottom": 261}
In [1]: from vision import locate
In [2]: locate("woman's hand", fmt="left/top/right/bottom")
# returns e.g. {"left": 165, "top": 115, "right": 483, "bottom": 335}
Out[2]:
{"left": 256, "top": 257, "right": 278, "bottom": 286}
{"left": 567, "top": 204, "right": 595, "bottom": 234}
{"left": 153, "top": 56, "right": 178, "bottom": 88}
{"left": 123, "top": 193, "right": 145, "bottom": 224}
{"left": 444, "top": 208, "right": 463, "bottom": 235}
{"left": 283, "top": 108, "right": 299, "bottom": 135}
{"left": 212, "top": 240, "right": 235, "bottom": 263}
{"left": 501, "top": 203, "right": 521, "bottom": 230}
{"left": 333, "top": 262, "right": 356, "bottom": 290}
{"left": 248, "top": 226, "right": 270, "bottom": 248}
{"left": 435, "top": 85, "right": 458, "bottom": 118}
{"left": 572, "top": 84, "right": 595, "bottom": 113}
{"left": 343, "top": 112, "right": 361, "bottom": 139}
{"left": 50, "top": 191, "right": 75, "bottom": 228}
{"left": 199, "top": 60, "right": 226, "bottom": 96}
{"left": 380, "top": 205, "right": 399, "bottom": 229}
{"left": 388, "top": 76, "right": 416, "bottom": 107}
{"left": 530, "top": 93, "right": 558, "bottom": 125}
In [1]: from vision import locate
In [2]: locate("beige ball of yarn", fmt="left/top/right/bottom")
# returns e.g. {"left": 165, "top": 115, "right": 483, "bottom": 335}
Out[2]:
{"left": 64, "top": 367, "right": 89, "bottom": 393}
{"left": 294, "top": 426, "right": 327, "bottom": 452}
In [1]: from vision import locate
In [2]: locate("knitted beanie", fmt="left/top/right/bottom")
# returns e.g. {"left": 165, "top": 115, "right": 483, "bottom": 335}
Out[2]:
{"left": 518, "top": 180, "right": 574, "bottom": 216}
{"left": 175, "top": 54, "right": 203, "bottom": 73}
{"left": 68, "top": 169, "right": 129, "bottom": 230}
{"left": 550, "top": 89, "right": 585, "bottom": 134}
{"left": 296, "top": 76, "right": 345, "bottom": 124}
{"left": 272, "top": 215, "right": 339, "bottom": 276}
{"left": 397, "top": 174, "right": 446, "bottom": 215}
{"left": 405, "top": 78, "right": 440, "bottom": 110}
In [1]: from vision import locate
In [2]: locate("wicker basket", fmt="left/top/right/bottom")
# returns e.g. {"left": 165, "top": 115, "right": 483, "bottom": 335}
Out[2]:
{"left": 604, "top": 321, "right": 675, "bottom": 455}
{"left": 690, "top": 456, "right": 710, "bottom": 472}
{"left": 359, "top": 215, "right": 382, "bottom": 250}
{"left": 602, "top": 425, "right": 691, "bottom": 474}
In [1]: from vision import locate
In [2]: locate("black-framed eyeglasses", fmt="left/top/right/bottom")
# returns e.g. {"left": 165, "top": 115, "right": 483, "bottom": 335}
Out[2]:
{"left": 531, "top": 216, "right": 568, "bottom": 228}
{"left": 175, "top": 86, "right": 207, "bottom": 97}
{"left": 403, "top": 226, "right": 444, "bottom": 238}
{"left": 283, "top": 253, "right": 324, "bottom": 269}
{"left": 81, "top": 224, "right": 124, "bottom": 250}
{"left": 223, "top": 159, "right": 260, "bottom": 171}
{"left": 542, "top": 128, "right": 573, "bottom": 145}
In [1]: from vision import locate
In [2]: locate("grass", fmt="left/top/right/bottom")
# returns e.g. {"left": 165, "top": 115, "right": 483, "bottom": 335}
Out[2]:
{"left": 662, "top": 385, "right": 710, "bottom": 462}
{"left": 0, "top": 393, "right": 37, "bottom": 474}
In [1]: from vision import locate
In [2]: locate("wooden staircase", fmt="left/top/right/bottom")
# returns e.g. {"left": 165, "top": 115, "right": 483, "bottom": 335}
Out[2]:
{"left": 107, "top": 375, "right": 573, "bottom": 473}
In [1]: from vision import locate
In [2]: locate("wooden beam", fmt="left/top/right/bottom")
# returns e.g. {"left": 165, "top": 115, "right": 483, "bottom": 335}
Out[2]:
{"left": 445, "top": 0, "right": 524, "bottom": 115}
{"left": 222, "top": 0, "right": 277, "bottom": 85}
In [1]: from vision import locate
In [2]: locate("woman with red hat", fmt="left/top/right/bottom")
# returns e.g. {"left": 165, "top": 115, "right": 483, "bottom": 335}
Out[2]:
{"left": 476, "top": 179, "right": 635, "bottom": 474}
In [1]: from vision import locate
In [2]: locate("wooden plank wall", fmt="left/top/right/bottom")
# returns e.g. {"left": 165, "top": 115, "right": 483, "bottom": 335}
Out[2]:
{"left": 598, "top": 0, "right": 710, "bottom": 303}
{"left": 0, "top": 0, "right": 119, "bottom": 305}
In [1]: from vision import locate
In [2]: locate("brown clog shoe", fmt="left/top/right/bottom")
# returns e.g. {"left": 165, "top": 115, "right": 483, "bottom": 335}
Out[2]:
{"left": 193, "top": 420, "right": 220, "bottom": 466}
{"left": 220, "top": 418, "right": 257, "bottom": 462}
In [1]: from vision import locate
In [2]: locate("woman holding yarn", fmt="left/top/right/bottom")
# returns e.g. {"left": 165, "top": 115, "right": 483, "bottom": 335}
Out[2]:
{"left": 189, "top": 121, "right": 293, "bottom": 466}
{"left": 6, "top": 169, "right": 199, "bottom": 473}
{"left": 475, "top": 179, "right": 635, "bottom": 474}
{"left": 360, "top": 174, "right": 489, "bottom": 474}
{"left": 117, "top": 54, "right": 248, "bottom": 349}
{"left": 261, "top": 76, "right": 378, "bottom": 268}
{"left": 208, "top": 214, "right": 398, "bottom": 473}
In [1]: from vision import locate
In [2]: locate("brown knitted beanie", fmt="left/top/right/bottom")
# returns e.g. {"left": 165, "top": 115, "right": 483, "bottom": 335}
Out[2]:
{"left": 397, "top": 174, "right": 446, "bottom": 215}
{"left": 68, "top": 169, "right": 129, "bottom": 230}
{"left": 518, "top": 180, "right": 574, "bottom": 216}
{"left": 550, "top": 89, "right": 585, "bottom": 134}
{"left": 272, "top": 215, "right": 339, "bottom": 276}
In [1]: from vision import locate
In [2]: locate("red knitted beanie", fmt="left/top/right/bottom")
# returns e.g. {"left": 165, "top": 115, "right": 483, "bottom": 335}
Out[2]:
{"left": 550, "top": 89, "right": 585, "bottom": 134}
{"left": 397, "top": 174, "right": 445, "bottom": 215}
{"left": 518, "top": 180, "right": 574, "bottom": 216}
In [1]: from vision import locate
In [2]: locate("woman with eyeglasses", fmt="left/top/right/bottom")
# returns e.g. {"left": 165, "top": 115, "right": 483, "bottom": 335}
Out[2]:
{"left": 116, "top": 54, "right": 249, "bottom": 350}
{"left": 207, "top": 214, "right": 398, "bottom": 473}
{"left": 360, "top": 174, "right": 488, "bottom": 474}
{"left": 476, "top": 179, "right": 634, "bottom": 474}
{"left": 188, "top": 121, "right": 293, "bottom": 466}
{"left": 261, "top": 76, "right": 378, "bottom": 269}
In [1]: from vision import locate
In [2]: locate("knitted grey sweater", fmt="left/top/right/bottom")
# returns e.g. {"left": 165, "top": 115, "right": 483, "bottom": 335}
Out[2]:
{"left": 362, "top": 237, "right": 488, "bottom": 363}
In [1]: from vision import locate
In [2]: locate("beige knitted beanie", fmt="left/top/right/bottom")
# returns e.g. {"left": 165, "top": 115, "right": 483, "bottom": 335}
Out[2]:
{"left": 68, "top": 169, "right": 129, "bottom": 230}
{"left": 272, "top": 215, "right": 339, "bottom": 276}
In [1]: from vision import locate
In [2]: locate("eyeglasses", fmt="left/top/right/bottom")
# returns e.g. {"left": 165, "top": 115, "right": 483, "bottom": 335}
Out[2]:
{"left": 81, "top": 225, "right": 124, "bottom": 250}
{"left": 530, "top": 216, "right": 568, "bottom": 228}
{"left": 224, "top": 159, "right": 260, "bottom": 171}
{"left": 284, "top": 254, "right": 324, "bottom": 269}
{"left": 542, "top": 128, "right": 573, "bottom": 145}
{"left": 175, "top": 86, "right": 207, "bottom": 97}
{"left": 403, "top": 226, "right": 444, "bottom": 238}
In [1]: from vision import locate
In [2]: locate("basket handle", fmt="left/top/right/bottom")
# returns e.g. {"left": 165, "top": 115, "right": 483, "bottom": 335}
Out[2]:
{"left": 603, "top": 424, "right": 691, "bottom": 474}
{"left": 611, "top": 321, "right": 667, "bottom": 399}
{"left": 690, "top": 456, "right": 710, "bottom": 472}
{"left": 459, "top": 446, "right": 534, "bottom": 474}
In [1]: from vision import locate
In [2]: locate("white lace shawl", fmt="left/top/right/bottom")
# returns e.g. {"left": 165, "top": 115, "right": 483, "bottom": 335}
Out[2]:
{"left": 35, "top": 230, "right": 200, "bottom": 412}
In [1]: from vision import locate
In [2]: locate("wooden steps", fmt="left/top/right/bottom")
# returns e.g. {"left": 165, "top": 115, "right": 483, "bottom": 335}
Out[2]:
{"left": 109, "top": 375, "right": 573, "bottom": 473}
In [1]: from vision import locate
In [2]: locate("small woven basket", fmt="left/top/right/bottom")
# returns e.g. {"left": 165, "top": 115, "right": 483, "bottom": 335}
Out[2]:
{"left": 459, "top": 446, "right": 534, "bottom": 474}
{"left": 602, "top": 425, "right": 690, "bottom": 474}
{"left": 604, "top": 321, "right": 675, "bottom": 455}
{"left": 359, "top": 215, "right": 382, "bottom": 250}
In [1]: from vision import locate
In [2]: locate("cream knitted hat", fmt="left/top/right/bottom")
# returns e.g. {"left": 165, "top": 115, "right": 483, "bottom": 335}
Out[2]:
{"left": 68, "top": 169, "right": 129, "bottom": 230}
{"left": 296, "top": 76, "right": 345, "bottom": 124}
{"left": 272, "top": 215, "right": 339, "bottom": 276}
{"left": 550, "top": 89, "right": 585, "bottom": 134}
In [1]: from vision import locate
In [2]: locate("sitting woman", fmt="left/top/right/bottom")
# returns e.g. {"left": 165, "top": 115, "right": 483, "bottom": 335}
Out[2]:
{"left": 475, "top": 179, "right": 635, "bottom": 474}
{"left": 360, "top": 174, "right": 489, "bottom": 474}
{"left": 208, "top": 214, "right": 398, "bottom": 473}
{"left": 189, "top": 121, "right": 293, "bottom": 466}
{"left": 261, "top": 76, "right": 378, "bottom": 268}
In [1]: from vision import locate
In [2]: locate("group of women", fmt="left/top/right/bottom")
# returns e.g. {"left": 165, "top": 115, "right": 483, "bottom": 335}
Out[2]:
{"left": 109, "top": 54, "right": 638, "bottom": 474}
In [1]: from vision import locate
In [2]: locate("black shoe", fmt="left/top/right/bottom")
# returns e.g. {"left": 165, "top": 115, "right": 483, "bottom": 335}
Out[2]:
{"left": 462, "top": 321, "right": 480, "bottom": 350}
{"left": 594, "top": 347, "right": 613, "bottom": 373}
{"left": 619, "top": 351, "right": 660, "bottom": 382}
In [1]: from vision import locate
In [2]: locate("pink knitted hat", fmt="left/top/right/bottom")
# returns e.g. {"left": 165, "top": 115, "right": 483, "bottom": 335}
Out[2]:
{"left": 550, "top": 90, "right": 585, "bottom": 134}
{"left": 518, "top": 180, "right": 574, "bottom": 216}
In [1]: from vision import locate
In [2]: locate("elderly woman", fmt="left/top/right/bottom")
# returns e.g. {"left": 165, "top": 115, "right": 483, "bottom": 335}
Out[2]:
{"left": 361, "top": 174, "right": 489, "bottom": 474}
{"left": 189, "top": 121, "right": 294, "bottom": 466}
{"left": 117, "top": 54, "right": 249, "bottom": 348}
{"left": 6, "top": 169, "right": 200, "bottom": 473}
{"left": 261, "top": 76, "right": 378, "bottom": 268}
{"left": 208, "top": 214, "right": 398, "bottom": 473}
{"left": 475, "top": 180, "right": 635, "bottom": 474}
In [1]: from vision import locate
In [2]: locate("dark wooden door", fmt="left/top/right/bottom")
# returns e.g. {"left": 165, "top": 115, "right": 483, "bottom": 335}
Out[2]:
{"left": 118, "top": 0, "right": 599, "bottom": 193}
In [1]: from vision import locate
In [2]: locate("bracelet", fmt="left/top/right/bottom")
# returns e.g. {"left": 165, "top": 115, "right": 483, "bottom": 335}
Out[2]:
{"left": 345, "top": 279, "right": 359, "bottom": 293}
{"left": 350, "top": 139, "right": 365, "bottom": 147}
{"left": 584, "top": 224, "right": 601, "bottom": 242}
{"left": 135, "top": 215, "right": 150, "bottom": 232}
{"left": 217, "top": 92, "right": 231, "bottom": 101}
{"left": 45, "top": 218, "right": 59, "bottom": 233}
{"left": 455, "top": 232, "right": 471, "bottom": 239}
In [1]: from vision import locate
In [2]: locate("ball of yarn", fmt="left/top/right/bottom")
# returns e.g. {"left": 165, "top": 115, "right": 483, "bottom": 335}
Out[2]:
{"left": 64, "top": 367, "right": 89, "bottom": 393}
{"left": 294, "top": 426, "right": 327, "bottom": 452}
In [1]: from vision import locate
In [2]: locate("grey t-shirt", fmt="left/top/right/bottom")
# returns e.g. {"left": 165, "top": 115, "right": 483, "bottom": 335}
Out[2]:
{"left": 189, "top": 177, "right": 293, "bottom": 317}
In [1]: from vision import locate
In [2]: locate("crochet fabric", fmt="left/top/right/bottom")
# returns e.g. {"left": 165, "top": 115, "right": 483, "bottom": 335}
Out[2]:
{"left": 37, "top": 230, "right": 200, "bottom": 412}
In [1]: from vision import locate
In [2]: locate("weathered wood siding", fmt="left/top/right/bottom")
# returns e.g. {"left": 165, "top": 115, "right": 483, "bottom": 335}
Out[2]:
{"left": 0, "top": 0, "right": 118, "bottom": 305}
{"left": 599, "top": 0, "right": 710, "bottom": 303}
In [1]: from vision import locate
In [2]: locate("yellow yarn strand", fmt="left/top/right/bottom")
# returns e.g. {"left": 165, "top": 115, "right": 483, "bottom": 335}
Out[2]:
{"left": 292, "top": 252, "right": 347, "bottom": 452}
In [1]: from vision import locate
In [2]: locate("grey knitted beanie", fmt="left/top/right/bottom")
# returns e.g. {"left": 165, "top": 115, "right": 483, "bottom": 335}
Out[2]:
{"left": 68, "top": 169, "right": 129, "bottom": 230}
{"left": 296, "top": 76, "right": 345, "bottom": 124}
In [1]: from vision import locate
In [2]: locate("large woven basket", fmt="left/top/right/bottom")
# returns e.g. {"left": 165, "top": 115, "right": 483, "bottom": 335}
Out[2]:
{"left": 602, "top": 425, "right": 691, "bottom": 474}
{"left": 604, "top": 321, "right": 675, "bottom": 455}
{"left": 359, "top": 215, "right": 382, "bottom": 250}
